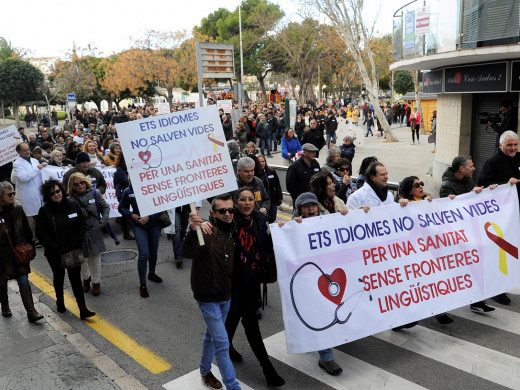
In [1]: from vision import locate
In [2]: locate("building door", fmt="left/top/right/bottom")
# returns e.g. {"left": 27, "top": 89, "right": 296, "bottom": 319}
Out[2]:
{"left": 470, "top": 93, "right": 517, "bottom": 180}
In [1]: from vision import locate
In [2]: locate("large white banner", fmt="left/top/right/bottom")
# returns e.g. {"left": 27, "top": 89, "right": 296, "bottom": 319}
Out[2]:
{"left": 41, "top": 166, "right": 121, "bottom": 218}
{"left": 0, "top": 125, "right": 22, "bottom": 167}
{"left": 271, "top": 185, "right": 520, "bottom": 353}
{"left": 115, "top": 105, "right": 237, "bottom": 216}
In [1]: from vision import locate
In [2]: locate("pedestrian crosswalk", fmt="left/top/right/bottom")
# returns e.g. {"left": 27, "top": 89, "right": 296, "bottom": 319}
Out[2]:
{"left": 163, "top": 300, "right": 520, "bottom": 389}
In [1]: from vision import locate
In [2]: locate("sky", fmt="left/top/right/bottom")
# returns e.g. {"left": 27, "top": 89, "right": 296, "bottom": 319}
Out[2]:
{"left": 2, "top": 0, "right": 407, "bottom": 59}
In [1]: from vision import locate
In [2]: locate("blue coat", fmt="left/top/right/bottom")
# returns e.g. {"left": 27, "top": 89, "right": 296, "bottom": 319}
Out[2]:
{"left": 281, "top": 137, "right": 302, "bottom": 160}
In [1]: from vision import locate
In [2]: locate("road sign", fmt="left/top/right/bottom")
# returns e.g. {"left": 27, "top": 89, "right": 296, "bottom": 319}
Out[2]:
{"left": 67, "top": 93, "right": 76, "bottom": 108}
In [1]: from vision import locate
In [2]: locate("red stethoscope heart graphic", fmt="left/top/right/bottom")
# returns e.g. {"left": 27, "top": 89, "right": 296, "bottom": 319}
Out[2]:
{"left": 317, "top": 268, "right": 347, "bottom": 306}
{"left": 138, "top": 150, "right": 151, "bottom": 163}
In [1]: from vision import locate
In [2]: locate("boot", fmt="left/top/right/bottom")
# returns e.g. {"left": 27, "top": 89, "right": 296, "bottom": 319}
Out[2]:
{"left": 83, "top": 277, "right": 91, "bottom": 293}
{"left": 0, "top": 285, "right": 12, "bottom": 317}
{"left": 123, "top": 220, "right": 135, "bottom": 240}
{"left": 262, "top": 361, "right": 285, "bottom": 387}
{"left": 19, "top": 287, "right": 44, "bottom": 323}
{"left": 80, "top": 307, "right": 96, "bottom": 320}
{"left": 92, "top": 283, "right": 101, "bottom": 296}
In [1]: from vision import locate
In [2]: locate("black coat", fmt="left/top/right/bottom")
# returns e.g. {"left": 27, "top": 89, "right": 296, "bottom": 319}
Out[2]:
{"left": 286, "top": 157, "right": 321, "bottom": 202}
{"left": 0, "top": 204, "right": 33, "bottom": 280}
{"left": 478, "top": 150, "right": 520, "bottom": 200}
{"left": 36, "top": 199, "right": 86, "bottom": 265}
{"left": 301, "top": 129, "right": 325, "bottom": 157}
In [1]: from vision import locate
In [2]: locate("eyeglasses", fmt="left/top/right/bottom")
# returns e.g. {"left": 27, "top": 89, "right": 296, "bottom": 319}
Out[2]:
{"left": 337, "top": 167, "right": 349, "bottom": 172}
{"left": 5, "top": 191, "right": 15, "bottom": 197}
{"left": 215, "top": 208, "right": 235, "bottom": 215}
{"left": 50, "top": 189, "right": 61, "bottom": 196}
{"left": 73, "top": 181, "right": 86, "bottom": 187}
{"left": 412, "top": 182, "right": 425, "bottom": 188}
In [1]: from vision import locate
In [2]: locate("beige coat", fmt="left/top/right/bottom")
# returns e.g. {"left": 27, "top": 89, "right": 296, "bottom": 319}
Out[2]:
{"left": 317, "top": 196, "right": 348, "bottom": 214}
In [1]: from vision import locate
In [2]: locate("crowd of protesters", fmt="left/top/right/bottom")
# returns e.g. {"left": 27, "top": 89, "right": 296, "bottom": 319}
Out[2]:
{"left": 1, "top": 95, "right": 513, "bottom": 390}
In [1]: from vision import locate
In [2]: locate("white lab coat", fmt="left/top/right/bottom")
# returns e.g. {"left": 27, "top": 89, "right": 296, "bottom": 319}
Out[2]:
{"left": 12, "top": 156, "right": 43, "bottom": 216}
{"left": 346, "top": 182, "right": 394, "bottom": 210}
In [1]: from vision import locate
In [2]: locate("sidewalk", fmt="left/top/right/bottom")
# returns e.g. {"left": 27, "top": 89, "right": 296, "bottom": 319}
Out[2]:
{"left": 0, "top": 281, "right": 143, "bottom": 390}
{"left": 268, "top": 123, "right": 436, "bottom": 199}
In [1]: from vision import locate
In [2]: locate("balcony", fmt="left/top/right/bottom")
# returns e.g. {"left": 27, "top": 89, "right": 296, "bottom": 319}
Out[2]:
{"left": 391, "top": 0, "right": 520, "bottom": 71}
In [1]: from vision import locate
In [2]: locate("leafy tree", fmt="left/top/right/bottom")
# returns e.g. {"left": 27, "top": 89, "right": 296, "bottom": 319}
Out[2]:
{"left": 195, "top": 0, "right": 284, "bottom": 101}
{"left": 269, "top": 18, "right": 327, "bottom": 103}
{"left": 312, "top": 0, "right": 398, "bottom": 141}
{"left": 393, "top": 70, "right": 414, "bottom": 95}
{"left": 0, "top": 58, "right": 44, "bottom": 127}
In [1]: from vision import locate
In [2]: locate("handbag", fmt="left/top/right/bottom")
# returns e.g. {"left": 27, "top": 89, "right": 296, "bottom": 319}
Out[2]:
{"left": 157, "top": 210, "right": 172, "bottom": 229}
{"left": 0, "top": 221, "right": 35, "bottom": 264}
{"left": 61, "top": 249, "right": 85, "bottom": 269}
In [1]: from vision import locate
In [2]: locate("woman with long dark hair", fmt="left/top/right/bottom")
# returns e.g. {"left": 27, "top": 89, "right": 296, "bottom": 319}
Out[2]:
{"left": 36, "top": 180, "right": 95, "bottom": 319}
{"left": 225, "top": 187, "right": 285, "bottom": 387}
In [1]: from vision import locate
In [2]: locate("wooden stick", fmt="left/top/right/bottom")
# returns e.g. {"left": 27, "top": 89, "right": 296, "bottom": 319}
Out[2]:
{"left": 190, "top": 203, "right": 205, "bottom": 246}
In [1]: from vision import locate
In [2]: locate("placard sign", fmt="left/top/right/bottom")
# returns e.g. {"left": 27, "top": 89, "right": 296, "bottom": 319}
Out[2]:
{"left": 41, "top": 165, "right": 121, "bottom": 218}
{"left": 445, "top": 62, "right": 507, "bottom": 93}
{"left": 115, "top": 105, "right": 237, "bottom": 216}
{"left": 216, "top": 99, "right": 233, "bottom": 114}
{"left": 272, "top": 185, "right": 520, "bottom": 353}
{"left": 0, "top": 125, "right": 22, "bottom": 167}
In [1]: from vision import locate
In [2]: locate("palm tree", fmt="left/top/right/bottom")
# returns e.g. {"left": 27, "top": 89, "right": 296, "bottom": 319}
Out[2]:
{"left": 0, "top": 37, "right": 16, "bottom": 61}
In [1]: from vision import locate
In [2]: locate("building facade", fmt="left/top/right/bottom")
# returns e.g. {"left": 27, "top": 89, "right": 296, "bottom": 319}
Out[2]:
{"left": 391, "top": 0, "right": 520, "bottom": 191}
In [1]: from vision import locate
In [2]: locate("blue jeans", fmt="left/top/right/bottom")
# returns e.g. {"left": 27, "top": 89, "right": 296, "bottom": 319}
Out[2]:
{"left": 0, "top": 274, "right": 29, "bottom": 289}
{"left": 319, "top": 348, "right": 334, "bottom": 362}
{"left": 198, "top": 300, "right": 241, "bottom": 390}
{"left": 365, "top": 126, "right": 373, "bottom": 136}
{"left": 133, "top": 223, "right": 161, "bottom": 285}
{"left": 326, "top": 132, "right": 336, "bottom": 148}
{"left": 259, "top": 137, "right": 272, "bottom": 156}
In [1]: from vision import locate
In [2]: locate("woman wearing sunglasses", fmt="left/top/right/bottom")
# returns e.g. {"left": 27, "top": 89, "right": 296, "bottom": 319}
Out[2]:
{"left": 398, "top": 176, "right": 453, "bottom": 325}
{"left": 0, "top": 182, "right": 43, "bottom": 322}
{"left": 225, "top": 187, "right": 285, "bottom": 387}
{"left": 36, "top": 180, "right": 95, "bottom": 319}
{"left": 118, "top": 183, "right": 163, "bottom": 298}
{"left": 68, "top": 173, "right": 110, "bottom": 297}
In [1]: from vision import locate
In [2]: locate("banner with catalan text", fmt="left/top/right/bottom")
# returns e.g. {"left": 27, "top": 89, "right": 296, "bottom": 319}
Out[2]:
{"left": 41, "top": 165, "right": 121, "bottom": 218}
{"left": 115, "top": 105, "right": 237, "bottom": 216}
{"left": 271, "top": 185, "right": 520, "bottom": 353}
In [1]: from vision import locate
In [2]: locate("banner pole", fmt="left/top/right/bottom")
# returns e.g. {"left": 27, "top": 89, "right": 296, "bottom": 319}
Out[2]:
{"left": 190, "top": 202, "right": 205, "bottom": 246}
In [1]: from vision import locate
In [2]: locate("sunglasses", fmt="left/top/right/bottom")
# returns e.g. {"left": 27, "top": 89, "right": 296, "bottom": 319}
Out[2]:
{"left": 215, "top": 208, "right": 235, "bottom": 215}
{"left": 337, "top": 167, "right": 350, "bottom": 172}
{"left": 412, "top": 181, "right": 425, "bottom": 188}
{"left": 50, "top": 189, "right": 61, "bottom": 196}
{"left": 5, "top": 191, "right": 15, "bottom": 197}
{"left": 73, "top": 181, "right": 86, "bottom": 187}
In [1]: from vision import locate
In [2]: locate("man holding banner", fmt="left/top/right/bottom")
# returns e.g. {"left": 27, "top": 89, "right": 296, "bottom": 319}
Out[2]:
{"left": 183, "top": 194, "right": 241, "bottom": 390}
{"left": 440, "top": 155, "right": 496, "bottom": 313}
{"left": 478, "top": 130, "right": 520, "bottom": 306}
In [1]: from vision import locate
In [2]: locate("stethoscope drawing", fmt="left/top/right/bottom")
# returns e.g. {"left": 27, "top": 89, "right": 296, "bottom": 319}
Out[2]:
{"left": 290, "top": 262, "right": 372, "bottom": 332}
{"left": 131, "top": 144, "right": 163, "bottom": 170}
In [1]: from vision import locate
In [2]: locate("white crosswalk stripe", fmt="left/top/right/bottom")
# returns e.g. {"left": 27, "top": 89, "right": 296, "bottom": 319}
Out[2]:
{"left": 264, "top": 331, "right": 426, "bottom": 390}
{"left": 373, "top": 325, "right": 520, "bottom": 389}
{"left": 162, "top": 364, "right": 253, "bottom": 390}
{"left": 162, "top": 303, "right": 520, "bottom": 389}
{"left": 450, "top": 305, "right": 520, "bottom": 335}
